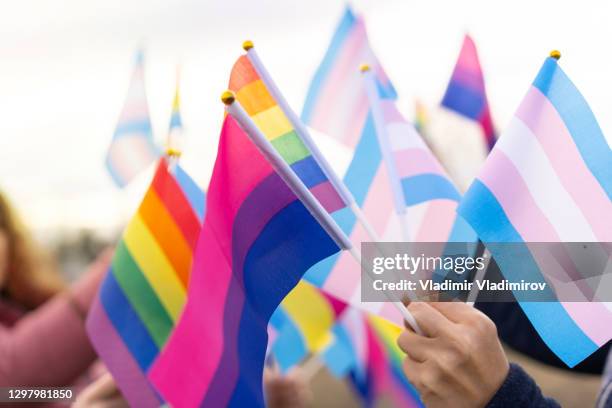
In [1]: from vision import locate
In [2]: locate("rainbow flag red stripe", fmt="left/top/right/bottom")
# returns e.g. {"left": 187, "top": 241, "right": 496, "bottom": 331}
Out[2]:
{"left": 86, "top": 158, "right": 201, "bottom": 406}
{"left": 229, "top": 55, "right": 346, "bottom": 214}
{"left": 148, "top": 116, "right": 341, "bottom": 407}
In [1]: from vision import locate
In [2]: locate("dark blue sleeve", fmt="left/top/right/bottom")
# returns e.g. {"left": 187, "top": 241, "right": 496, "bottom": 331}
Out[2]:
{"left": 486, "top": 364, "right": 560, "bottom": 408}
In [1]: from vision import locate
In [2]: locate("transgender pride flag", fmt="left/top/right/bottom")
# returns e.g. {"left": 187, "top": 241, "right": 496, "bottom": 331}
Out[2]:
{"left": 458, "top": 54, "right": 612, "bottom": 367}
{"left": 105, "top": 50, "right": 160, "bottom": 187}
{"left": 301, "top": 6, "right": 396, "bottom": 149}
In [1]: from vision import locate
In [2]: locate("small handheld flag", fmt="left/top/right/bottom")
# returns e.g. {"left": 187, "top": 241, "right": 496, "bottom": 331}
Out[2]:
{"left": 458, "top": 52, "right": 612, "bottom": 367}
{"left": 105, "top": 50, "right": 160, "bottom": 187}
{"left": 87, "top": 158, "right": 202, "bottom": 406}
{"left": 301, "top": 6, "right": 396, "bottom": 149}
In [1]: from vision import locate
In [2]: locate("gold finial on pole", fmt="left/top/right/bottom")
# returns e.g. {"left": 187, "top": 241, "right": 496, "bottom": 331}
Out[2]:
{"left": 359, "top": 63, "right": 371, "bottom": 73}
{"left": 166, "top": 148, "right": 182, "bottom": 158}
{"left": 243, "top": 40, "right": 254, "bottom": 51}
{"left": 549, "top": 50, "right": 561, "bottom": 60}
{"left": 221, "top": 90, "right": 236, "bottom": 105}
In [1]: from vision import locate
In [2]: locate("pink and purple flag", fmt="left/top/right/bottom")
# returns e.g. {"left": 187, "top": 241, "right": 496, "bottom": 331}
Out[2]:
{"left": 301, "top": 6, "right": 396, "bottom": 149}
{"left": 441, "top": 34, "right": 495, "bottom": 149}
{"left": 147, "top": 115, "right": 341, "bottom": 407}
{"left": 423, "top": 35, "right": 494, "bottom": 191}
{"left": 458, "top": 54, "right": 612, "bottom": 367}
{"left": 105, "top": 50, "right": 160, "bottom": 187}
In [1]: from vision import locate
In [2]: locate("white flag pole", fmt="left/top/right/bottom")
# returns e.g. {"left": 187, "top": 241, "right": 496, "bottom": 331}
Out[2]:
{"left": 166, "top": 64, "right": 182, "bottom": 171}
{"left": 361, "top": 65, "right": 411, "bottom": 242}
{"left": 222, "top": 91, "right": 422, "bottom": 335}
{"left": 243, "top": 42, "right": 383, "bottom": 243}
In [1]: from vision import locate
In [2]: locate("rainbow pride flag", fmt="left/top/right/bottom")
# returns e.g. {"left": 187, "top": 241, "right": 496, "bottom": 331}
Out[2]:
{"left": 269, "top": 280, "right": 346, "bottom": 372}
{"left": 301, "top": 6, "right": 396, "bottom": 149}
{"left": 105, "top": 50, "right": 160, "bottom": 187}
{"left": 458, "top": 55, "right": 612, "bottom": 367}
{"left": 86, "top": 158, "right": 202, "bottom": 406}
{"left": 148, "top": 115, "right": 342, "bottom": 407}
{"left": 228, "top": 55, "right": 346, "bottom": 214}
{"left": 441, "top": 34, "right": 495, "bottom": 149}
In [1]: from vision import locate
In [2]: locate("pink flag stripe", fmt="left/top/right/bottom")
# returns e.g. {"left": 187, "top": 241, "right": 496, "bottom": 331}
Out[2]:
{"left": 311, "top": 180, "right": 348, "bottom": 214}
{"left": 86, "top": 300, "right": 160, "bottom": 407}
{"left": 380, "top": 100, "right": 406, "bottom": 123}
{"left": 478, "top": 149, "right": 560, "bottom": 241}
{"left": 394, "top": 149, "right": 446, "bottom": 179}
{"left": 149, "top": 225, "right": 230, "bottom": 406}
{"left": 494, "top": 118, "right": 597, "bottom": 241}
{"left": 323, "top": 166, "right": 392, "bottom": 307}
{"left": 515, "top": 87, "right": 612, "bottom": 241}
{"left": 413, "top": 201, "right": 458, "bottom": 243}
{"left": 478, "top": 149, "right": 612, "bottom": 344}
{"left": 310, "top": 18, "right": 368, "bottom": 135}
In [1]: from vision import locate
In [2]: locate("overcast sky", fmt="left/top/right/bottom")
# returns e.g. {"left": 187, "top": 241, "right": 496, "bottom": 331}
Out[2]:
{"left": 1, "top": 0, "right": 610, "bottom": 235}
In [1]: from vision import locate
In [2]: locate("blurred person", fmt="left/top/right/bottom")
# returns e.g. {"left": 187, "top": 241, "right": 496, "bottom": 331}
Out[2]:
{"left": 0, "top": 191, "right": 110, "bottom": 388}
{"left": 264, "top": 366, "right": 313, "bottom": 408}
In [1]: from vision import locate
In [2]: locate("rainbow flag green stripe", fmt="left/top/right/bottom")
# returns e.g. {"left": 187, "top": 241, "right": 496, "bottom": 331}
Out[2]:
{"left": 229, "top": 55, "right": 345, "bottom": 213}
{"left": 110, "top": 241, "right": 174, "bottom": 348}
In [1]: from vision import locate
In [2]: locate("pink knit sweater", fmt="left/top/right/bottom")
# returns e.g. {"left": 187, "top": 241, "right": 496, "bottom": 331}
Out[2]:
{"left": 0, "top": 251, "right": 110, "bottom": 387}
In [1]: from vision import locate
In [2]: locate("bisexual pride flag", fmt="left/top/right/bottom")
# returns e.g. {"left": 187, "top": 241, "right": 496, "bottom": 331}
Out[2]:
{"left": 87, "top": 158, "right": 202, "bottom": 406}
{"left": 302, "top": 6, "right": 396, "bottom": 149}
{"left": 105, "top": 50, "right": 160, "bottom": 187}
{"left": 458, "top": 54, "right": 612, "bottom": 367}
{"left": 423, "top": 35, "right": 494, "bottom": 191}
{"left": 441, "top": 34, "right": 496, "bottom": 149}
{"left": 148, "top": 116, "right": 341, "bottom": 407}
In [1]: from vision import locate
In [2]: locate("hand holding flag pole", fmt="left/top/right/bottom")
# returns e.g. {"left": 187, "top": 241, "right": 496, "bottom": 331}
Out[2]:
{"left": 222, "top": 91, "right": 422, "bottom": 335}
{"left": 243, "top": 41, "right": 383, "bottom": 243}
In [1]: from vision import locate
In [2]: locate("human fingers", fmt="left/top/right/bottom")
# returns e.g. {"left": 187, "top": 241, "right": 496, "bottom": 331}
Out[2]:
{"left": 407, "top": 302, "right": 454, "bottom": 338}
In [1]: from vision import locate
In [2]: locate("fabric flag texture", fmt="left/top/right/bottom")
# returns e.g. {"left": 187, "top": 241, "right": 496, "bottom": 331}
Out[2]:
{"left": 422, "top": 35, "right": 494, "bottom": 191}
{"left": 228, "top": 54, "right": 346, "bottom": 215}
{"left": 148, "top": 116, "right": 341, "bottom": 407}
{"left": 269, "top": 280, "right": 347, "bottom": 372}
{"left": 368, "top": 316, "right": 423, "bottom": 407}
{"left": 364, "top": 70, "right": 475, "bottom": 243}
{"left": 105, "top": 50, "right": 160, "bottom": 187}
{"left": 305, "top": 90, "right": 474, "bottom": 327}
{"left": 342, "top": 313, "right": 422, "bottom": 408}
{"left": 441, "top": 34, "right": 495, "bottom": 149}
{"left": 301, "top": 6, "right": 396, "bottom": 149}
{"left": 86, "top": 158, "right": 202, "bottom": 406}
{"left": 458, "top": 55, "right": 612, "bottom": 367}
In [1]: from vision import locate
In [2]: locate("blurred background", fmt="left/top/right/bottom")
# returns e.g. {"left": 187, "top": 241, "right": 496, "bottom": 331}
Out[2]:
{"left": 1, "top": 1, "right": 610, "bottom": 405}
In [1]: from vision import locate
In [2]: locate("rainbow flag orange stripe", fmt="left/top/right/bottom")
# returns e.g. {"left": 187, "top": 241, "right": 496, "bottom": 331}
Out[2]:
{"left": 229, "top": 55, "right": 346, "bottom": 214}
{"left": 87, "top": 158, "right": 202, "bottom": 406}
